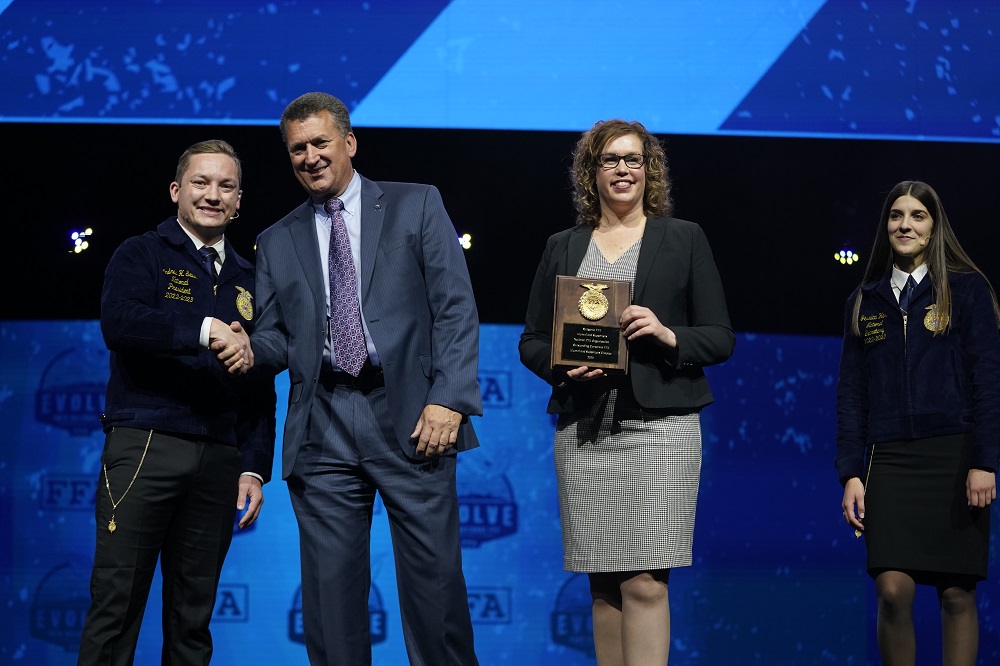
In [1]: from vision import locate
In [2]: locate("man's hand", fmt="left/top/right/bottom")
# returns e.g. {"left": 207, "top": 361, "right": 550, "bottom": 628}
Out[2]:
{"left": 210, "top": 319, "right": 253, "bottom": 374}
{"left": 236, "top": 474, "right": 264, "bottom": 529}
{"left": 410, "top": 404, "right": 462, "bottom": 457}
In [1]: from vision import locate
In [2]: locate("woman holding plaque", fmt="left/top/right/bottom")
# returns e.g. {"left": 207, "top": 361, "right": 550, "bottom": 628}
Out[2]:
{"left": 837, "top": 181, "right": 1000, "bottom": 664}
{"left": 519, "top": 119, "right": 734, "bottom": 664}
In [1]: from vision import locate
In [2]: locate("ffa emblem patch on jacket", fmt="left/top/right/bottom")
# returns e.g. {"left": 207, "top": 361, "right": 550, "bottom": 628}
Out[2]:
{"left": 235, "top": 286, "right": 254, "bottom": 320}
{"left": 923, "top": 304, "right": 949, "bottom": 332}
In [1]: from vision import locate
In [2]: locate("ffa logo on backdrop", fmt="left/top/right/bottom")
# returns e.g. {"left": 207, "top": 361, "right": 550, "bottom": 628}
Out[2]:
{"left": 550, "top": 574, "right": 596, "bottom": 657}
{"left": 457, "top": 467, "right": 518, "bottom": 548}
{"left": 467, "top": 586, "right": 513, "bottom": 624}
{"left": 213, "top": 584, "right": 250, "bottom": 622}
{"left": 30, "top": 349, "right": 106, "bottom": 651}
{"left": 478, "top": 370, "right": 511, "bottom": 409}
{"left": 36, "top": 346, "right": 104, "bottom": 513}
{"left": 40, "top": 474, "right": 96, "bottom": 510}
{"left": 35, "top": 348, "right": 107, "bottom": 436}
{"left": 29, "top": 560, "right": 91, "bottom": 651}
{"left": 288, "top": 584, "right": 388, "bottom": 644}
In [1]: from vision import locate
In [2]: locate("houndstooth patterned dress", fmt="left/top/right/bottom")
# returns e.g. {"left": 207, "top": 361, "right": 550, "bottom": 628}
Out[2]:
{"left": 554, "top": 237, "right": 702, "bottom": 572}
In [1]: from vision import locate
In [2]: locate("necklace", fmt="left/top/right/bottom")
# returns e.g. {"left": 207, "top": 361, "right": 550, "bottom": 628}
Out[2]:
{"left": 102, "top": 429, "right": 153, "bottom": 533}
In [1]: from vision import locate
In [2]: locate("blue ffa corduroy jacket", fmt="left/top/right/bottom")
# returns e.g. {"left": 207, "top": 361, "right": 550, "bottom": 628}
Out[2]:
{"left": 835, "top": 269, "right": 1000, "bottom": 484}
{"left": 100, "top": 218, "right": 275, "bottom": 481}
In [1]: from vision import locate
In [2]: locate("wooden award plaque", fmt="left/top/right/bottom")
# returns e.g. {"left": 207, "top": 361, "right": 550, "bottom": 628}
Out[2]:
{"left": 550, "top": 275, "right": 630, "bottom": 372}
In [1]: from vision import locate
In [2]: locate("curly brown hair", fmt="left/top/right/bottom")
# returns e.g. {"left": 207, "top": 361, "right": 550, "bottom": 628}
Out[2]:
{"left": 570, "top": 119, "right": 672, "bottom": 228}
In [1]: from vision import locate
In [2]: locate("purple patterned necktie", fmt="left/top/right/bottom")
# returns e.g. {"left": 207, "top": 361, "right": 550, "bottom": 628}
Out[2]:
{"left": 325, "top": 197, "right": 368, "bottom": 376}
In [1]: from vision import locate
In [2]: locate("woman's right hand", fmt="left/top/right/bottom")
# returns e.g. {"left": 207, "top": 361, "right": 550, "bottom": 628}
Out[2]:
{"left": 566, "top": 366, "right": 605, "bottom": 382}
{"left": 842, "top": 477, "right": 865, "bottom": 532}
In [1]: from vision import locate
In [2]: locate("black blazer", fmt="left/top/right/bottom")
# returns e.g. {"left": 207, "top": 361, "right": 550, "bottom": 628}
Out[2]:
{"left": 519, "top": 216, "right": 734, "bottom": 414}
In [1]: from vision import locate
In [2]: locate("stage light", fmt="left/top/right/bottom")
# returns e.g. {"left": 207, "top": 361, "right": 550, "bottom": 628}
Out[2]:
{"left": 834, "top": 249, "right": 860, "bottom": 265}
{"left": 458, "top": 233, "right": 472, "bottom": 250}
{"left": 70, "top": 228, "right": 93, "bottom": 254}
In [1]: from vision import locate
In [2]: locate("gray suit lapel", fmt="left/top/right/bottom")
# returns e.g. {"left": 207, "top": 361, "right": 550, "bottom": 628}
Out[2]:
{"left": 358, "top": 177, "right": 385, "bottom": 299}
{"left": 288, "top": 200, "right": 327, "bottom": 309}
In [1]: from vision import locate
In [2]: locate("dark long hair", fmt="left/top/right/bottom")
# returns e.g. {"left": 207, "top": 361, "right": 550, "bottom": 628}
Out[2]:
{"left": 570, "top": 119, "right": 671, "bottom": 228}
{"left": 850, "top": 180, "right": 999, "bottom": 336}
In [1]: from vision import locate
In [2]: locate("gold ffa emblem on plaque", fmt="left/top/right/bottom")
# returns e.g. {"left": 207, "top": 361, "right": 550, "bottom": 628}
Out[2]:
{"left": 552, "top": 275, "right": 630, "bottom": 372}
{"left": 578, "top": 283, "right": 610, "bottom": 321}
{"left": 235, "top": 286, "right": 254, "bottom": 320}
{"left": 924, "top": 304, "right": 949, "bottom": 332}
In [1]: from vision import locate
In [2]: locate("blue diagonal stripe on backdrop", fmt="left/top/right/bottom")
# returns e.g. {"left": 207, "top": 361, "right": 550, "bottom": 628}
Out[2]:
{"left": 0, "top": 0, "right": 450, "bottom": 123}
{"left": 6, "top": 0, "right": 996, "bottom": 141}
{"left": 721, "top": 1, "right": 1000, "bottom": 141}
{"left": 351, "top": 0, "right": 826, "bottom": 134}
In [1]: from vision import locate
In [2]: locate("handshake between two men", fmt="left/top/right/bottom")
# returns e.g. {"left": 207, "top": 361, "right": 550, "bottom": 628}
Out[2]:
{"left": 209, "top": 319, "right": 252, "bottom": 374}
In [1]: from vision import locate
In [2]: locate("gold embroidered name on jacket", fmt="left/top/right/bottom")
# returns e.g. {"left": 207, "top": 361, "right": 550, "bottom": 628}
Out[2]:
{"left": 160, "top": 266, "right": 254, "bottom": 319}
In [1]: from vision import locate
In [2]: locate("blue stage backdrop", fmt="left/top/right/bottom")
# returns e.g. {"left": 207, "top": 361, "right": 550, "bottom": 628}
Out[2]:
{"left": 3, "top": 322, "right": 1000, "bottom": 664}
{"left": 1, "top": 0, "right": 998, "bottom": 142}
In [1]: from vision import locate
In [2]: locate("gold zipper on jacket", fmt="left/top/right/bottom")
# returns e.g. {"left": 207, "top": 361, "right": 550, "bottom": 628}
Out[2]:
{"left": 856, "top": 443, "right": 875, "bottom": 538}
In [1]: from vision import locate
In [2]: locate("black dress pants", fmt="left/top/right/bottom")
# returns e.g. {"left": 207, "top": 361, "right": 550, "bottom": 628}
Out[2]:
{"left": 77, "top": 427, "right": 239, "bottom": 666}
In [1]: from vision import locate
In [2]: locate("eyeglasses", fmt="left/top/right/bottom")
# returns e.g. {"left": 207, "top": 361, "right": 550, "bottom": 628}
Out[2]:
{"left": 598, "top": 153, "right": 646, "bottom": 169}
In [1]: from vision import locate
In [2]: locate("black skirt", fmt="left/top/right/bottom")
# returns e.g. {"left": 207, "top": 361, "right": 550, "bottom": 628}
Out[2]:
{"left": 864, "top": 433, "right": 990, "bottom": 582}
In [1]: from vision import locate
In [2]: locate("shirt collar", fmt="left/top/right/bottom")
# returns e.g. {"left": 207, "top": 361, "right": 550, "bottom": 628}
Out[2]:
{"left": 313, "top": 170, "right": 361, "bottom": 220}
{"left": 891, "top": 262, "right": 929, "bottom": 291}
{"left": 177, "top": 221, "right": 226, "bottom": 263}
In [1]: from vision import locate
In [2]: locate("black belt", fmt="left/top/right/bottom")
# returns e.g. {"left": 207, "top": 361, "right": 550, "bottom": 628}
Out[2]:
{"left": 319, "top": 362, "right": 385, "bottom": 392}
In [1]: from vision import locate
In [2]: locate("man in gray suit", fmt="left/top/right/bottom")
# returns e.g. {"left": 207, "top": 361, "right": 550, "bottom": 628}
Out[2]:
{"left": 250, "top": 92, "right": 481, "bottom": 665}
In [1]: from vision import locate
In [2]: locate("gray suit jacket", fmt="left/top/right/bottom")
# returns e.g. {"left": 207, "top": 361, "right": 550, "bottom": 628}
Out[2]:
{"left": 253, "top": 175, "right": 481, "bottom": 477}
